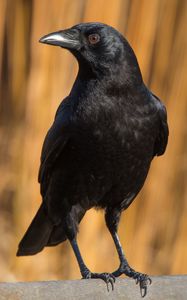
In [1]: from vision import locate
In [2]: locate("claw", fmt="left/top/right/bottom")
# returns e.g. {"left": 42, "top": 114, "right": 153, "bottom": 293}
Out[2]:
{"left": 102, "top": 273, "right": 115, "bottom": 292}
{"left": 113, "top": 264, "right": 152, "bottom": 297}
{"left": 136, "top": 274, "right": 152, "bottom": 298}
{"left": 107, "top": 274, "right": 115, "bottom": 291}
{"left": 140, "top": 285, "right": 147, "bottom": 298}
{"left": 148, "top": 277, "right": 152, "bottom": 284}
{"left": 91, "top": 272, "right": 116, "bottom": 292}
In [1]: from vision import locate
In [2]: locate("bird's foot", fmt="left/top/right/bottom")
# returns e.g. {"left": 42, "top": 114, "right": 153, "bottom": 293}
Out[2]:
{"left": 82, "top": 268, "right": 115, "bottom": 291}
{"left": 112, "top": 263, "right": 152, "bottom": 297}
{"left": 132, "top": 272, "right": 152, "bottom": 297}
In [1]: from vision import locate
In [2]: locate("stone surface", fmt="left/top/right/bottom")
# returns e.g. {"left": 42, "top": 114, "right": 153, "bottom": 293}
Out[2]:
{"left": 0, "top": 276, "right": 186, "bottom": 300}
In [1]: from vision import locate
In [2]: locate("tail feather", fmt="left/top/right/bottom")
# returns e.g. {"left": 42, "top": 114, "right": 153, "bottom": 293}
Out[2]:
{"left": 17, "top": 203, "right": 87, "bottom": 256}
{"left": 46, "top": 224, "right": 67, "bottom": 246}
{"left": 46, "top": 204, "right": 86, "bottom": 247}
{"left": 17, "top": 203, "right": 54, "bottom": 256}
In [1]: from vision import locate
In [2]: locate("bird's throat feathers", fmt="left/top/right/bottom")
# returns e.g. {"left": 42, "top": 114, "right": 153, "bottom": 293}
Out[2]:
{"left": 70, "top": 59, "right": 143, "bottom": 107}
{"left": 76, "top": 47, "right": 143, "bottom": 88}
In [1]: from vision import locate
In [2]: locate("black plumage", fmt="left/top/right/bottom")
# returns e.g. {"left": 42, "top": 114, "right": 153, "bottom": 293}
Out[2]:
{"left": 17, "top": 22, "right": 168, "bottom": 296}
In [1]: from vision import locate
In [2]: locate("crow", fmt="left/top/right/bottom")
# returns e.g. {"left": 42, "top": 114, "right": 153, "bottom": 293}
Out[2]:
{"left": 17, "top": 22, "right": 169, "bottom": 296}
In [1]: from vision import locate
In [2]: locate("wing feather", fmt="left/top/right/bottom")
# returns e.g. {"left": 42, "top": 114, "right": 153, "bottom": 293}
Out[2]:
{"left": 152, "top": 93, "right": 169, "bottom": 156}
{"left": 38, "top": 98, "right": 71, "bottom": 196}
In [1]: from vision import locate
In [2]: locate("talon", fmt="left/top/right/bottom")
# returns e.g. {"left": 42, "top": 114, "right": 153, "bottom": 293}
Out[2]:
{"left": 140, "top": 286, "right": 147, "bottom": 298}
{"left": 116, "top": 264, "right": 151, "bottom": 297}
{"left": 109, "top": 277, "right": 115, "bottom": 291}
{"left": 89, "top": 272, "right": 116, "bottom": 292}
{"left": 106, "top": 281, "right": 110, "bottom": 292}
{"left": 105, "top": 273, "right": 115, "bottom": 291}
{"left": 138, "top": 275, "right": 152, "bottom": 297}
{"left": 109, "top": 273, "right": 116, "bottom": 281}
{"left": 148, "top": 277, "right": 152, "bottom": 284}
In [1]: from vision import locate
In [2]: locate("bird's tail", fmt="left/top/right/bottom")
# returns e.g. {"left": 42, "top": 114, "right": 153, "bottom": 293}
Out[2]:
{"left": 46, "top": 204, "right": 86, "bottom": 247}
{"left": 17, "top": 203, "right": 86, "bottom": 256}
{"left": 17, "top": 203, "right": 54, "bottom": 256}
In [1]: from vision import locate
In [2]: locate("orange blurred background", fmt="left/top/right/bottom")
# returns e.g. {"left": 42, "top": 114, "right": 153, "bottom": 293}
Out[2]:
{"left": 0, "top": 0, "right": 187, "bottom": 282}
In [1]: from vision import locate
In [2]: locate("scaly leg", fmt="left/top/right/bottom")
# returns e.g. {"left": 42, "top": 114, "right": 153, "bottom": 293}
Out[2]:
{"left": 105, "top": 208, "right": 152, "bottom": 297}
{"left": 69, "top": 238, "right": 115, "bottom": 291}
{"left": 63, "top": 210, "right": 115, "bottom": 290}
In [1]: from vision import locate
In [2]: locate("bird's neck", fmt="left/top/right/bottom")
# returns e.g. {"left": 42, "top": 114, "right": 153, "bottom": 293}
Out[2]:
{"left": 76, "top": 59, "right": 143, "bottom": 91}
{"left": 72, "top": 62, "right": 143, "bottom": 97}
{"left": 70, "top": 70, "right": 145, "bottom": 109}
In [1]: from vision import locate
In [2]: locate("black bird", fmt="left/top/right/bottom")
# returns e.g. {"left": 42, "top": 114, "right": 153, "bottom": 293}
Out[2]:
{"left": 17, "top": 22, "right": 169, "bottom": 296}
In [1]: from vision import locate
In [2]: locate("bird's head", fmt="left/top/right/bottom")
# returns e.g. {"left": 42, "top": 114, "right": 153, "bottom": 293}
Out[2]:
{"left": 40, "top": 22, "right": 142, "bottom": 82}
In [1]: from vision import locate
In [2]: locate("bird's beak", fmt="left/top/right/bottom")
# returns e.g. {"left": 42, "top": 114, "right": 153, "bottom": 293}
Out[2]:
{"left": 39, "top": 29, "right": 80, "bottom": 50}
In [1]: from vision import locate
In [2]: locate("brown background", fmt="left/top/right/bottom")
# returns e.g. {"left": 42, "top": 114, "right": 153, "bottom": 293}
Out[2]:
{"left": 0, "top": 0, "right": 187, "bottom": 282}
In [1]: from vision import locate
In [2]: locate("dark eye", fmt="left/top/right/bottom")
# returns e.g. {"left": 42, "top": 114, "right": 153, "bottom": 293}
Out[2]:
{"left": 88, "top": 33, "right": 100, "bottom": 45}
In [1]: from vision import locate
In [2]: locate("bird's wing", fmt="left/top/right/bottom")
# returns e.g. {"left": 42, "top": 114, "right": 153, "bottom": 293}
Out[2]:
{"left": 38, "top": 98, "right": 71, "bottom": 196}
{"left": 152, "top": 93, "right": 169, "bottom": 156}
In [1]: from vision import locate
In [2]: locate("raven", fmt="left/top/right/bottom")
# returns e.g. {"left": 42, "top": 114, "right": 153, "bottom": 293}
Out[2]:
{"left": 17, "top": 22, "right": 169, "bottom": 296}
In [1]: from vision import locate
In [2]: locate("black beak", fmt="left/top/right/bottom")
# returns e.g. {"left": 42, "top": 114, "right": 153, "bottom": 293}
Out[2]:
{"left": 39, "top": 29, "right": 80, "bottom": 50}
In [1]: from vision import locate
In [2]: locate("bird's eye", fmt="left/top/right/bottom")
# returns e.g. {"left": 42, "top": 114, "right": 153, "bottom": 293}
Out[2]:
{"left": 88, "top": 33, "right": 100, "bottom": 45}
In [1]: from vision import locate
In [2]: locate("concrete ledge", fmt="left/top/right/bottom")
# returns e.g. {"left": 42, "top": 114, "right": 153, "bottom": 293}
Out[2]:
{"left": 0, "top": 275, "right": 186, "bottom": 300}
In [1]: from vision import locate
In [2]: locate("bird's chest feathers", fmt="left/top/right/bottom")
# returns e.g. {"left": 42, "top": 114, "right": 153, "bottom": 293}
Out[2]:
{"left": 74, "top": 94, "right": 156, "bottom": 158}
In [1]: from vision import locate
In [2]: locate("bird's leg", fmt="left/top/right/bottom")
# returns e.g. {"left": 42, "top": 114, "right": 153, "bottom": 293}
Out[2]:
{"left": 65, "top": 212, "right": 115, "bottom": 291}
{"left": 105, "top": 208, "right": 151, "bottom": 297}
{"left": 69, "top": 238, "right": 115, "bottom": 291}
{"left": 111, "top": 231, "right": 152, "bottom": 296}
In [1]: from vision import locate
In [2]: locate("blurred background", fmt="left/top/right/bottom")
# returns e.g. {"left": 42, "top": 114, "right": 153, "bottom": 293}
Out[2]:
{"left": 0, "top": 0, "right": 187, "bottom": 282}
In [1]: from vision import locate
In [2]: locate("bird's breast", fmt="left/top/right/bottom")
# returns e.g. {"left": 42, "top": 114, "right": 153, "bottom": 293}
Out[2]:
{"left": 70, "top": 111, "right": 156, "bottom": 178}
{"left": 59, "top": 100, "right": 159, "bottom": 208}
